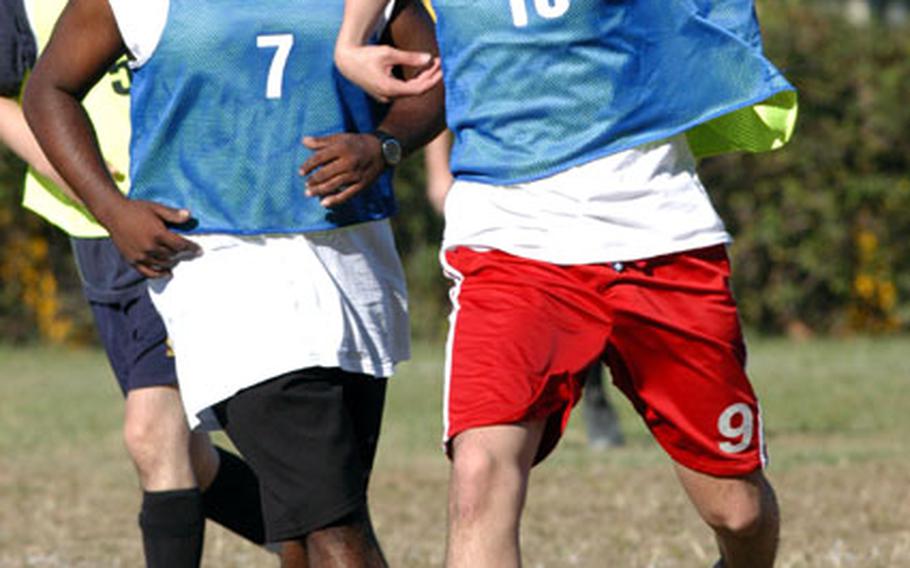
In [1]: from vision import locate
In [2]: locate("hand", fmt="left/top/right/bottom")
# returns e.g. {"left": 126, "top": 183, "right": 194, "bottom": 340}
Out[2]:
{"left": 334, "top": 44, "right": 442, "bottom": 103}
{"left": 102, "top": 199, "right": 201, "bottom": 279}
{"left": 300, "top": 133, "right": 386, "bottom": 208}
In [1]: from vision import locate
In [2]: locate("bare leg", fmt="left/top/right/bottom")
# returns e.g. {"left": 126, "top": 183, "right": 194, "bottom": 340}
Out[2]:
{"left": 123, "top": 385, "right": 196, "bottom": 490}
{"left": 675, "top": 464, "right": 779, "bottom": 568}
{"left": 188, "top": 430, "right": 219, "bottom": 490}
{"left": 278, "top": 511, "right": 385, "bottom": 568}
{"left": 307, "top": 523, "right": 386, "bottom": 568}
{"left": 125, "top": 386, "right": 203, "bottom": 567}
{"left": 281, "top": 540, "right": 309, "bottom": 568}
{"left": 126, "top": 385, "right": 269, "bottom": 561}
{"left": 446, "top": 421, "right": 546, "bottom": 568}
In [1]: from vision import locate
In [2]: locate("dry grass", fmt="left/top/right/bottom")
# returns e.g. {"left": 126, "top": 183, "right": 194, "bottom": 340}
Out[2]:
{"left": 1, "top": 337, "right": 908, "bottom": 567}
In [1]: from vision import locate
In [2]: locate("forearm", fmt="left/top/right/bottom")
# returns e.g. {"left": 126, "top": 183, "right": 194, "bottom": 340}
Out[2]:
{"left": 424, "top": 130, "right": 453, "bottom": 214}
{"left": 25, "top": 73, "right": 198, "bottom": 278}
{"left": 23, "top": 81, "right": 123, "bottom": 225}
{"left": 378, "top": 0, "right": 446, "bottom": 155}
{"left": 425, "top": 130, "right": 452, "bottom": 172}
{"left": 336, "top": 0, "right": 391, "bottom": 49}
{"left": 0, "top": 96, "right": 84, "bottom": 203}
{"left": 378, "top": 94, "right": 445, "bottom": 159}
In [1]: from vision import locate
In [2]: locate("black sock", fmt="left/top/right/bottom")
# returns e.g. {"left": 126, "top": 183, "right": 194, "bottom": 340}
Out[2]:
{"left": 202, "top": 446, "right": 267, "bottom": 545}
{"left": 138, "top": 488, "right": 204, "bottom": 568}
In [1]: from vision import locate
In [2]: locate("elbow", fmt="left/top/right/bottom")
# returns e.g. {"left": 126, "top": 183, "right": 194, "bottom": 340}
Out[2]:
{"left": 21, "top": 71, "right": 67, "bottom": 140}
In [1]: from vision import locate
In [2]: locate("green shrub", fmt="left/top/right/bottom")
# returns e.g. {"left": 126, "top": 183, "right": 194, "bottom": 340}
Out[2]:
{"left": 0, "top": 150, "right": 88, "bottom": 343}
{"left": 700, "top": 2, "right": 910, "bottom": 334}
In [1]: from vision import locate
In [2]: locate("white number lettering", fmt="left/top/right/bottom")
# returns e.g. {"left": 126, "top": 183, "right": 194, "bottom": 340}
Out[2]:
{"left": 534, "top": 0, "right": 570, "bottom": 20}
{"left": 509, "top": 0, "right": 570, "bottom": 28}
{"left": 509, "top": 0, "right": 530, "bottom": 27}
{"left": 256, "top": 34, "right": 294, "bottom": 100}
{"left": 717, "top": 403, "right": 754, "bottom": 454}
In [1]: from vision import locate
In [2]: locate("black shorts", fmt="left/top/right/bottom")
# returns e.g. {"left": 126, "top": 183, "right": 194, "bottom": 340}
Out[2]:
{"left": 214, "top": 367, "right": 387, "bottom": 542}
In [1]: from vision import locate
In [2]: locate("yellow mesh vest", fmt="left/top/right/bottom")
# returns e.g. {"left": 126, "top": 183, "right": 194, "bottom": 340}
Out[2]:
{"left": 20, "top": 0, "right": 131, "bottom": 238}
{"left": 687, "top": 90, "right": 798, "bottom": 158}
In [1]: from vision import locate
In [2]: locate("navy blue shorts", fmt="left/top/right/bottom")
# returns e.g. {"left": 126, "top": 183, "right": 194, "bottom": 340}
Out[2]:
{"left": 89, "top": 291, "right": 177, "bottom": 395}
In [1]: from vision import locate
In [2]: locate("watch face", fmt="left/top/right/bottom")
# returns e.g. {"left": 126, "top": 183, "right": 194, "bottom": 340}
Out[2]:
{"left": 382, "top": 138, "right": 402, "bottom": 166}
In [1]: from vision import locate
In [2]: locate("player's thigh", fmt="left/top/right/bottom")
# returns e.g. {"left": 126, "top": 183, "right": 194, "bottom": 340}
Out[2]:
{"left": 114, "top": 293, "right": 186, "bottom": 444}
{"left": 450, "top": 421, "right": 546, "bottom": 482}
{"left": 123, "top": 385, "right": 191, "bottom": 447}
{"left": 443, "top": 247, "right": 610, "bottom": 464}
{"left": 607, "top": 246, "right": 764, "bottom": 477}
{"left": 122, "top": 385, "right": 196, "bottom": 489}
{"left": 215, "top": 367, "right": 384, "bottom": 542}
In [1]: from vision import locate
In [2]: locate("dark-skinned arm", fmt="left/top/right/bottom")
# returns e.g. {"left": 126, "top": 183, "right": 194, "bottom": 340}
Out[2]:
{"left": 300, "top": 0, "right": 446, "bottom": 208}
{"left": 23, "top": 0, "right": 198, "bottom": 278}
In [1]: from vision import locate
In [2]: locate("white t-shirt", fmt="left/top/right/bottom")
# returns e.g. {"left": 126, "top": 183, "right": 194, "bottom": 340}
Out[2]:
{"left": 150, "top": 225, "right": 410, "bottom": 430}
{"left": 443, "top": 136, "right": 730, "bottom": 265}
{"left": 108, "top": 0, "right": 408, "bottom": 430}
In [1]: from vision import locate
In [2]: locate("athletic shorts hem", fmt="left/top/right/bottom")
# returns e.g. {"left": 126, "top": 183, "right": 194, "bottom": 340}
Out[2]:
{"left": 88, "top": 295, "right": 176, "bottom": 394}
{"left": 444, "top": 399, "right": 569, "bottom": 441}
{"left": 445, "top": 359, "right": 584, "bottom": 463}
{"left": 268, "top": 494, "right": 366, "bottom": 542}
{"left": 444, "top": 400, "right": 575, "bottom": 464}
{"left": 445, "top": 413, "right": 526, "bottom": 447}
{"left": 660, "top": 440, "right": 765, "bottom": 478}
{"left": 126, "top": 376, "right": 178, "bottom": 391}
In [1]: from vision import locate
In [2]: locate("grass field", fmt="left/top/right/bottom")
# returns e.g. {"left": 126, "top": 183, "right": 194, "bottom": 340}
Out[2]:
{"left": 1, "top": 336, "right": 908, "bottom": 567}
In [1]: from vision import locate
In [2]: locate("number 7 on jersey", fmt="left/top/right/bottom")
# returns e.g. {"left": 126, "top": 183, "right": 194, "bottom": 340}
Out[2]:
{"left": 257, "top": 34, "right": 294, "bottom": 100}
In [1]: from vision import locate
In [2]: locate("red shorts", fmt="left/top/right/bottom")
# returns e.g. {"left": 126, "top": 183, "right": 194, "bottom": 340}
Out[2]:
{"left": 442, "top": 245, "right": 766, "bottom": 477}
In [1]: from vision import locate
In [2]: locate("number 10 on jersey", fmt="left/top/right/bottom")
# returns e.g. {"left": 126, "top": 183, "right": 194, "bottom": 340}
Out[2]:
{"left": 509, "top": 0, "right": 570, "bottom": 27}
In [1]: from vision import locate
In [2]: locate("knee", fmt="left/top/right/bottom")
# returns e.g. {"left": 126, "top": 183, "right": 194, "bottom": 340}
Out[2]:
{"left": 123, "top": 413, "right": 161, "bottom": 469}
{"left": 122, "top": 410, "right": 186, "bottom": 479}
{"left": 704, "top": 504, "right": 762, "bottom": 539}
{"left": 701, "top": 480, "right": 778, "bottom": 539}
{"left": 449, "top": 445, "right": 520, "bottom": 521}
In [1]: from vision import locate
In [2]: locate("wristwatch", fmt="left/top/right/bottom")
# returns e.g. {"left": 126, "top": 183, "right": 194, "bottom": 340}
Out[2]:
{"left": 371, "top": 130, "right": 402, "bottom": 167}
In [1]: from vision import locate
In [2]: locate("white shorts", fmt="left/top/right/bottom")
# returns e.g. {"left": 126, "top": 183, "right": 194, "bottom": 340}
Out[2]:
{"left": 148, "top": 220, "right": 410, "bottom": 429}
